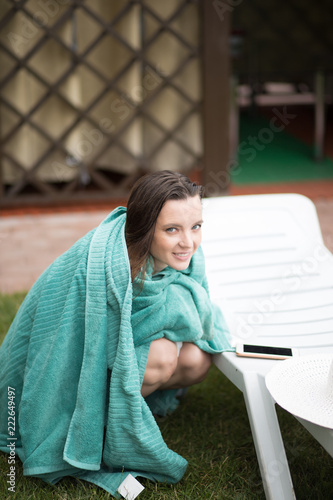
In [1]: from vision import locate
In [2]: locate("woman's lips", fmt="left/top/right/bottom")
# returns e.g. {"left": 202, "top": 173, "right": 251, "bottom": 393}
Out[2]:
{"left": 172, "top": 252, "right": 191, "bottom": 261}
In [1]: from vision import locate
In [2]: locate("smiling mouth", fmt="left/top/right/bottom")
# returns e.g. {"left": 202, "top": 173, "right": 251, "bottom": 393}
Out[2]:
{"left": 173, "top": 252, "right": 191, "bottom": 258}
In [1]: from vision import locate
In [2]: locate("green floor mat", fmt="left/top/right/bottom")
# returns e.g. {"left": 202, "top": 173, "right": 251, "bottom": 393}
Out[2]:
{"left": 231, "top": 113, "right": 333, "bottom": 185}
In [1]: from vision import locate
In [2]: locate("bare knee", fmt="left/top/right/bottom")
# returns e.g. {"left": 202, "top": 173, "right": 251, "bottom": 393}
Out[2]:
{"left": 154, "top": 339, "right": 178, "bottom": 383}
{"left": 142, "top": 338, "right": 178, "bottom": 393}
{"left": 178, "top": 343, "right": 212, "bottom": 384}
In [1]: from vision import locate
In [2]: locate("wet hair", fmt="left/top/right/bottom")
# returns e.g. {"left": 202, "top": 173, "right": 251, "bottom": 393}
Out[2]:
{"left": 125, "top": 170, "right": 204, "bottom": 281}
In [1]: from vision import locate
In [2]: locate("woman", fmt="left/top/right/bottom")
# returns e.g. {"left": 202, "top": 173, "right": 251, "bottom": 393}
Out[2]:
{"left": 0, "top": 170, "right": 232, "bottom": 497}
{"left": 126, "top": 171, "right": 215, "bottom": 398}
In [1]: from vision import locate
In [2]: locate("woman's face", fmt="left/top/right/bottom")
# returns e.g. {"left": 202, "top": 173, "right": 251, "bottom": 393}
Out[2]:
{"left": 150, "top": 195, "right": 203, "bottom": 273}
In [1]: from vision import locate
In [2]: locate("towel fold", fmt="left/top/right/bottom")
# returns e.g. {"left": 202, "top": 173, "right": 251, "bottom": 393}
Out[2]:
{"left": 0, "top": 207, "right": 233, "bottom": 496}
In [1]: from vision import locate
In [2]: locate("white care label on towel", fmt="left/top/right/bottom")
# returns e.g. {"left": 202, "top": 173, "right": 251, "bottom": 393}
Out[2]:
{"left": 117, "top": 474, "right": 145, "bottom": 499}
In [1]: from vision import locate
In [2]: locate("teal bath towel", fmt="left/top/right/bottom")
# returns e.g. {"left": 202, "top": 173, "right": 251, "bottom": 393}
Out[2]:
{"left": 0, "top": 207, "right": 233, "bottom": 496}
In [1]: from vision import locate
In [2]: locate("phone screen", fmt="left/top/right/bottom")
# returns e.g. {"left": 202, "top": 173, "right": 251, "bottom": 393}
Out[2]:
{"left": 243, "top": 345, "right": 293, "bottom": 356}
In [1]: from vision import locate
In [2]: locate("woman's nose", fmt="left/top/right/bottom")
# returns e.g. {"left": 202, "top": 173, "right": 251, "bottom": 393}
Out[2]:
{"left": 179, "top": 232, "right": 192, "bottom": 248}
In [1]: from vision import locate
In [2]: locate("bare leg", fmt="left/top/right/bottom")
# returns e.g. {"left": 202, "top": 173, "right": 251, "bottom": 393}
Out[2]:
{"left": 141, "top": 339, "right": 212, "bottom": 397}
{"left": 159, "top": 342, "right": 212, "bottom": 390}
{"left": 141, "top": 338, "right": 178, "bottom": 397}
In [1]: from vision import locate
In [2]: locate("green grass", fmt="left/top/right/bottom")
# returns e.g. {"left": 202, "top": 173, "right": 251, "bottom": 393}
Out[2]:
{"left": 0, "top": 292, "right": 27, "bottom": 344}
{"left": 1, "top": 293, "right": 332, "bottom": 499}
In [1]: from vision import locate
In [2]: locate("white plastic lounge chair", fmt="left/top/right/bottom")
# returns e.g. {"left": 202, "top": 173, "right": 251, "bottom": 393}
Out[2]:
{"left": 201, "top": 193, "right": 333, "bottom": 500}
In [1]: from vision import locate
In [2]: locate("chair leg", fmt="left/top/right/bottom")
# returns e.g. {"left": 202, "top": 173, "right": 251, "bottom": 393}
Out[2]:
{"left": 242, "top": 372, "right": 296, "bottom": 500}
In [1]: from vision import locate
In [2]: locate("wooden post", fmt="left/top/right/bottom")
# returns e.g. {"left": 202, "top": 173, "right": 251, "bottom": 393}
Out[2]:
{"left": 0, "top": 109, "right": 3, "bottom": 198}
{"left": 314, "top": 70, "right": 325, "bottom": 162}
{"left": 202, "top": 0, "right": 231, "bottom": 195}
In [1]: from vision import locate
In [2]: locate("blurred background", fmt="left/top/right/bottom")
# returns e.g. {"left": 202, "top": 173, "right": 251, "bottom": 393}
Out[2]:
{"left": 1, "top": 0, "right": 332, "bottom": 211}
{"left": 1, "top": 0, "right": 333, "bottom": 293}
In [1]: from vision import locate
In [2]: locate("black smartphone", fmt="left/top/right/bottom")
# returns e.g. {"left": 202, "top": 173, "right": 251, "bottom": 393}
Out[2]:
{"left": 236, "top": 344, "right": 298, "bottom": 360}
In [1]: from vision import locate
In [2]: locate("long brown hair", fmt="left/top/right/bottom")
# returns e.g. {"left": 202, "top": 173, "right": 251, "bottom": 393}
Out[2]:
{"left": 125, "top": 170, "right": 203, "bottom": 281}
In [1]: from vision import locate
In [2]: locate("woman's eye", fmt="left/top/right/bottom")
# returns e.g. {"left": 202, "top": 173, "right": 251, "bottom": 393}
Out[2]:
{"left": 166, "top": 227, "right": 177, "bottom": 233}
{"left": 192, "top": 224, "right": 202, "bottom": 230}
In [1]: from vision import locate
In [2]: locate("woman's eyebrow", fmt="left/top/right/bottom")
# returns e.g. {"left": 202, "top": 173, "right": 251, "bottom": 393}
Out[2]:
{"left": 161, "top": 223, "right": 182, "bottom": 228}
{"left": 161, "top": 219, "right": 203, "bottom": 229}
